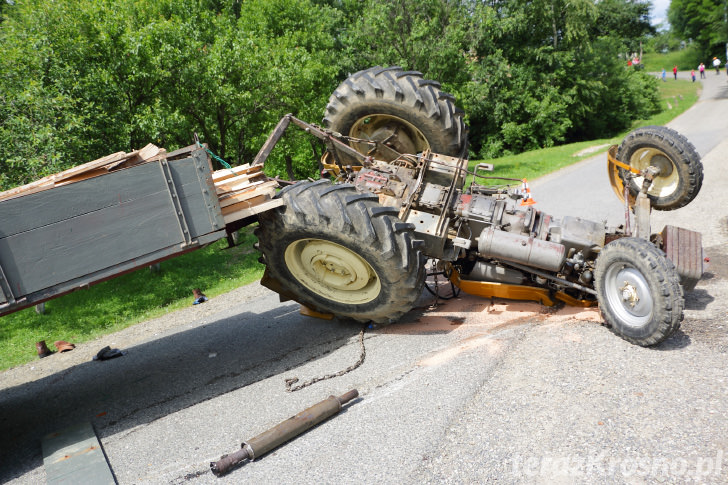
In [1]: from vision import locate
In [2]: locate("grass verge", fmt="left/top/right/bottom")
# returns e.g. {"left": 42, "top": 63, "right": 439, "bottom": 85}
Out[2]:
{"left": 0, "top": 78, "right": 701, "bottom": 371}
{"left": 0, "top": 228, "right": 263, "bottom": 370}
{"left": 641, "top": 46, "right": 702, "bottom": 73}
{"left": 467, "top": 79, "right": 700, "bottom": 182}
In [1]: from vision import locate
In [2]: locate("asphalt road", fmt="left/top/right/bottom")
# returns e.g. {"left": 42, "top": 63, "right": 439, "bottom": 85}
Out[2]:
{"left": 2, "top": 73, "right": 727, "bottom": 484}
{"left": 531, "top": 70, "right": 728, "bottom": 225}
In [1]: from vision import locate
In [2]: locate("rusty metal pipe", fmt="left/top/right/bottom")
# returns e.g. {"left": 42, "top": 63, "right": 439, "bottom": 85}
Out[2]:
{"left": 210, "top": 389, "right": 359, "bottom": 477}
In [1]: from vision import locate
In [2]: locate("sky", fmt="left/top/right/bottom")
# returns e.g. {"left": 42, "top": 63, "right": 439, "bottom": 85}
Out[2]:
{"left": 651, "top": 0, "right": 671, "bottom": 27}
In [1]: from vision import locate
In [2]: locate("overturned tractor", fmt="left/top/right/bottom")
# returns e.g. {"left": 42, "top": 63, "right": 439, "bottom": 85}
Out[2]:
{"left": 255, "top": 66, "right": 704, "bottom": 347}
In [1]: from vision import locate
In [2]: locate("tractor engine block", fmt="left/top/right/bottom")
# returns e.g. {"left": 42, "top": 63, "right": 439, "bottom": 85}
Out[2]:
{"left": 455, "top": 193, "right": 606, "bottom": 274}
{"left": 349, "top": 153, "right": 609, "bottom": 287}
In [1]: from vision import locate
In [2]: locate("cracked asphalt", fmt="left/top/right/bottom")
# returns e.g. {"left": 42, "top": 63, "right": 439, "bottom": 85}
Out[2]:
{"left": 1, "top": 72, "right": 727, "bottom": 484}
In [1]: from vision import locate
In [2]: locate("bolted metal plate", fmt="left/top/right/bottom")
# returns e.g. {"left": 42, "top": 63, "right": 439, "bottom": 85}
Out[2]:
{"left": 405, "top": 210, "right": 440, "bottom": 235}
{"left": 660, "top": 225, "right": 703, "bottom": 291}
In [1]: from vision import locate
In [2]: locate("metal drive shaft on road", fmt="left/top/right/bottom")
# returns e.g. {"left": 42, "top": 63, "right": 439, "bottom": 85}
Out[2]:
{"left": 210, "top": 389, "right": 359, "bottom": 476}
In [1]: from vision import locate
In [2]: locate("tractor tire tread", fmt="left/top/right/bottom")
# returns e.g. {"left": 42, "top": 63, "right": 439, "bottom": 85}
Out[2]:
{"left": 595, "top": 237, "right": 684, "bottom": 346}
{"left": 616, "top": 125, "right": 703, "bottom": 211}
{"left": 256, "top": 181, "right": 425, "bottom": 324}
{"left": 323, "top": 66, "right": 467, "bottom": 158}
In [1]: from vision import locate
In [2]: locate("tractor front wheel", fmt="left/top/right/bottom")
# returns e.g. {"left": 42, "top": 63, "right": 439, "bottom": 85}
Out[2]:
{"left": 594, "top": 237, "right": 684, "bottom": 346}
{"left": 616, "top": 125, "right": 703, "bottom": 211}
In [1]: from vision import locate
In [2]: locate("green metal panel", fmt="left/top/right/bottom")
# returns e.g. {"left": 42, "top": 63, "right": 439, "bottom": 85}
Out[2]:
{"left": 42, "top": 422, "right": 116, "bottom": 485}
{"left": 0, "top": 162, "right": 166, "bottom": 239}
{"left": 0, "top": 149, "right": 226, "bottom": 315}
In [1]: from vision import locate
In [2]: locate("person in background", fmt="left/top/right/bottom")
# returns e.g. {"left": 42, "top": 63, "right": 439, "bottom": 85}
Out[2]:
{"left": 691, "top": 69, "right": 696, "bottom": 82}
{"left": 713, "top": 57, "right": 721, "bottom": 74}
{"left": 673, "top": 65, "right": 678, "bottom": 80}
{"left": 699, "top": 62, "right": 706, "bottom": 78}
{"left": 661, "top": 68, "right": 667, "bottom": 82}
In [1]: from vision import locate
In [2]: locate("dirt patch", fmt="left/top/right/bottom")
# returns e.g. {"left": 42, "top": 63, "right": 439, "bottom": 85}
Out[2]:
{"left": 417, "top": 336, "right": 505, "bottom": 367}
{"left": 410, "top": 291, "right": 605, "bottom": 368}
{"left": 573, "top": 144, "right": 610, "bottom": 157}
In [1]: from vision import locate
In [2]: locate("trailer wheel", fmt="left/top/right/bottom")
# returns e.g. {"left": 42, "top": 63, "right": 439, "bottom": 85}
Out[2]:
{"left": 255, "top": 180, "right": 425, "bottom": 324}
{"left": 323, "top": 66, "right": 467, "bottom": 163}
{"left": 594, "top": 237, "right": 683, "bottom": 346}
{"left": 616, "top": 125, "right": 703, "bottom": 211}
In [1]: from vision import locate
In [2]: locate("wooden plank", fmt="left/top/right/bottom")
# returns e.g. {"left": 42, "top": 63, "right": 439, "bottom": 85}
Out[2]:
{"left": 144, "top": 148, "right": 168, "bottom": 162}
{"left": 0, "top": 189, "right": 182, "bottom": 295}
{"left": 218, "top": 182, "right": 278, "bottom": 208}
{"left": 0, "top": 229, "right": 225, "bottom": 317}
{"left": 218, "top": 181, "right": 277, "bottom": 203}
{"left": 216, "top": 179, "right": 275, "bottom": 200}
{"left": 211, "top": 164, "right": 253, "bottom": 182}
{"left": 167, "top": 152, "right": 225, "bottom": 239}
{"left": 104, "top": 143, "right": 160, "bottom": 170}
{"left": 0, "top": 145, "right": 164, "bottom": 202}
{"left": 52, "top": 151, "right": 136, "bottom": 182}
{"left": 164, "top": 144, "right": 197, "bottom": 161}
{"left": 0, "top": 151, "right": 129, "bottom": 202}
{"left": 221, "top": 193, "right": 276, "bottom": 215}
{"left": 0, "top": 156, "right": 223, "bottom": 296}
{"left": 53, "top": 168, "right": 111, "bottom": 187}
{"left": 42, "top": 422, "right": 115, "bottom": 485}
{"left": 127, "top": 142, "right": 160, "bottom": 164}
{"left": 47, "top": 146, "right": 161, "bottom": 187}
{"left": 0, "top": 151, "right": 127, "bottom": 201}
{"left": 0, "top": 154, "right": 220, "bottom": 241}
{"left": 213, "top": 171, "right": 266, "bottom": 194}
{"left": 223, "top": 198, "right": 284, "bottom": 224}
{"left": 0, "top": 150, "right": 225, "bottom": 307}
{"left": 252, "top": 114, "right": 291, "bottom": 166}
{"left": 0, "top": 181, "right": 55, "bottom": 201}
{"left": 216, "top": 180, "right": 265, "bottom": 200}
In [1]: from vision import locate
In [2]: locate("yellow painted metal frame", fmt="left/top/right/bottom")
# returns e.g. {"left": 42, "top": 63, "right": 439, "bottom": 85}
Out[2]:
{"left": 321, "top": 151, "right": 363, "bottom": 178}
{"left": 607, "top": 144, "right": 640, "bottom": 207}
{"left": 299, "top": 305, "right": 335, "bottom": 320}
{"left": 554, "top": 291, "right": 597, "bottom": 308}
{"left": 448, "top": 268, "right": 596, "bottom": 308}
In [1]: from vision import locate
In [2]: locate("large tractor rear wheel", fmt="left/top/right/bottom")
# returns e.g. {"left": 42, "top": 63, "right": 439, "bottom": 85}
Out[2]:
{"left": 323, "top": 66, "right": 467, "bottom": 163}
{"left": 616, "top": 125, "right": 703, "bottom": 211}
{"left": 255, "top": 180, "right": 426, "bottom": 324}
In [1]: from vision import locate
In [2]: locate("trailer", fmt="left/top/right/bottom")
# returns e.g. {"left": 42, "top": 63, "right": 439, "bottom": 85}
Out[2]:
{"left": 0, "top": 143, "right": 281, "bottom": 317}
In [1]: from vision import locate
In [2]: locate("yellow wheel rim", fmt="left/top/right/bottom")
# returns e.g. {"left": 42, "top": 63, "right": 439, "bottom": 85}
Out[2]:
{"left": 628, "top": 147, "right": 679, "bottom": 198}
{"left": 285, "top": 239, "right": 381, "bottom": 304}
{"left": 349, "top": 114, "right": 429, "bottom": 161}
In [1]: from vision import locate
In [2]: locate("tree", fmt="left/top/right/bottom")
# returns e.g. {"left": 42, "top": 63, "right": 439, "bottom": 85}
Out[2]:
{"left": 152, "top": 0, "right": 342, "bottom": 175}
{"left": 593, "top": 0, "right": 654, "bottom": 52}
{"left": 669, "top": 0, "right": 728, "bottom": 58}
{"left": 0, "top": 0, "right": 95, "bottom": 188}
{"left": 0, "top": 0, "right": 664, "bottom": 188}
{"left": 456, "top": 0, "right": 659, "bottom": 157}
{"left": 0, "top": 0, "right": 343, "bottom": 189}
{"left": 341, "top": 0, "right": 470, "bottom": 86}
{"left": 0, "top": 0, "right": 187, "bottom": 188}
